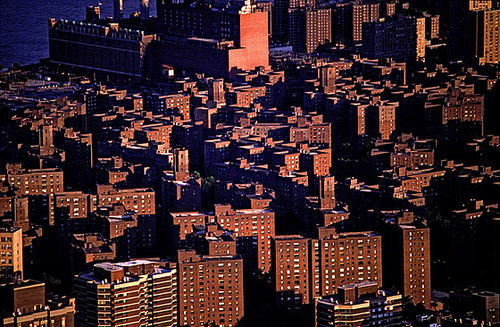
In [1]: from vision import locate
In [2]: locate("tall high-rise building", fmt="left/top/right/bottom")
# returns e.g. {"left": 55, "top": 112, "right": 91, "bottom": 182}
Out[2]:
{"left": 424, "top": 13, "right": 440, "bottom": 39}
{"left": 74, "top": 260, "right": 177, "bottom": 327}
{"left": 85, "top": 6, "right": 100, "bottom": 22}
{"left": 114, "top": 0, "right": 123, "bottom": 21}
{"left": 333, "top": 1, "right": 379, "bottom": 44}
{"left": 318, "top": 175, "right": 336, "bottom": 209}
{"left": 140, "top": 0, "right": 150, "bottom": 20}
{"left": 214, "top": 204, "right": 276, "bottom": 273}
{"left": 256, "top": 0, "right": 273, "bottom": 39}
{"left": 416, "top": 16, "right": 426, "bottom": 60}
{"left": 366, "top": 102, "right": 398, "bottom": 140}
{"left": 272, "top": 235, "right": 310, "bottom": 308}
{"left": 448, "top": 1, "right": 500, "bottom": 64}
{"left": 362, "top": 15, "right": 425, "bottom": 62}
{"left": 157, "top": 0, "right": 270, "bottom": 76}
{"left": 177, "top": 250, "right": 244, "bottom": 327}
{"left": 449, "top": 1, "right": 477, "bottom": 62}
{"left": 289, "top": 8, "right": 332, "bottom": 53}
{"left": 482, "top": 9, "right": 500, "bottom": 64}
{"left": 208, "top": 78, "right": 226, "bottom": 103}
{"left": 469, "top": 0, "right": 492, "bottom": 11}
{"left": 272, "top": 0, "right": 315, "bottom": 43}
{"left": 0, "top": 227, "right": 23, "bottom": 281}
{"left": 62, "top": 131, "right": 93, "bottom": 189}
{"left": 380, "top": 211, "right": 431, "bottom": 309}
{"left": 173, "top": 148, "right": 190, "bottom": 182}
{"left": 271, "top": 229, "right": 382, "bottom": 309}
{"left": 39, "top": 124, "right": 54, "bottom": 156}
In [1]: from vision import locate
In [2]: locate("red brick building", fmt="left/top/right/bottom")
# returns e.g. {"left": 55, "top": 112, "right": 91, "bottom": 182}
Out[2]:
{"left": 177, "top": 250, "right": 244, "bottom": 327}
{"left": 0, "top": 280, "right": 75, "bottom": 327}
{"left": 271, "top": 229, "right": 382, "bottom": 309}
{"left": 156, "top": 1, "right": 269, "bottom": 78}
{"left": 6, "top": 165, "right": 64, "bottom": 225}
{"left": 380, "top": 211, "right": 431, "bottom": 309}
{"left": 214, "top": 204, "right": 275, "bottom": 273}
{"left": 144, "top": 93, "right": 190, "bottom": 120}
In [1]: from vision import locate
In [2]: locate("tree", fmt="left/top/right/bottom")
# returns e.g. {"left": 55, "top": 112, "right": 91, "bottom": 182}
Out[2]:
{"left": 201, "top": 175, "right": 216, "bottom": 210}
{"left": 201, "top": 176, "right": 216, "bottom": 193}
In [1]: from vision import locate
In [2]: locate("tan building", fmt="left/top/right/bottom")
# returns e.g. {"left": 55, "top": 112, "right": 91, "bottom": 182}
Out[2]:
{"left": 483, "top": 9, "right": 500, "bottom": 64}
{"left": 315, "top": 281, "right": 403, "bottom": 327}
{"left": 6, "top": 166, "right": 64, "bottom": 196}
{"left": 449, "top": 2, "right": 500, "bottom": 64}
{"left": 289, "top": 8, "right": 332, "bottom": 54}
{"left": 0, "top": 227, "right": 23, "bottom": 281}
{"left": 469, "top": 0, "right": 492, "bottom": 11}
{"left": 74, "top": 260, "right": 177, "bottom": 327}
{"left": 416, "top": 17, "right": 426, "bottom": 61}
{"left": 6, "top": 166, "right": 64, "bottom": 225}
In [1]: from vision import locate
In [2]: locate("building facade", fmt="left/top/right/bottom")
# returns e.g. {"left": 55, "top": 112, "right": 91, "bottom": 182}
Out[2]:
{"left": 271, "top": 229, "right": 382, "bottom": 309}
{"left": 48, "top": 20, "right": 156, "bottom": 81}
{"left": 362, "top": 16, "right": 425, "bottom": 62}
{"left": 0, "top": 228, "right": 23, "bottom": 281}
{"left": 177, "top": 250, "right": 244, "bottom": 327}
{"left": 74, "top": 260, "right": 177, "bottom": 327}
{"left": 315, "top": 282, "right": 403, "bottom": 327}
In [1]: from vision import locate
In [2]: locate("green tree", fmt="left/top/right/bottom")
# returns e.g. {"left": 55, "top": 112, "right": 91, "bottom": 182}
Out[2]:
{"left": 201, "top": 176, "right": 216, "bottom": 210}
{"left": 201, "top": 176, "right": 216, "bottom": 193}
